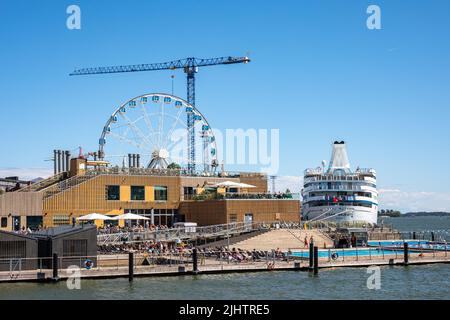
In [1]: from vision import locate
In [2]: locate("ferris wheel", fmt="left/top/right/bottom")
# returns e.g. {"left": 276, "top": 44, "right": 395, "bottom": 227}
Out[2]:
{"left": 98, "top": 93, "right": 218, "bottom": 172}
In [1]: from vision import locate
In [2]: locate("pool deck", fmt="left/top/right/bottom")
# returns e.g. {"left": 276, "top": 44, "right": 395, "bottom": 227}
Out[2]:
{"left": 1, "top": 252, "right": 449, "bottom": 283}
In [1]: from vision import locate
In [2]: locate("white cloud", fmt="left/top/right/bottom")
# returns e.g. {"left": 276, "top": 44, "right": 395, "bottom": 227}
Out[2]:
{"left": 378, "top": 189, "right": 450, "bottom": 212}
{"left": 0, "top": 168, "right": 53, "bottom": 181}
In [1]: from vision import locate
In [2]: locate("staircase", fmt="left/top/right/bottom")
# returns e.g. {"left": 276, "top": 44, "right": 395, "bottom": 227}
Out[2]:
{"left": 197, "top": 229, "right": 271, "bottom": 249}
{"left": 229, "top": 229, "right": 334, "bottom": 251}
{"left": 41, "top": 174, "right": 98, "bottom": 199}
{"left": 18, "top": 172, "right": 67, "bottom": 192}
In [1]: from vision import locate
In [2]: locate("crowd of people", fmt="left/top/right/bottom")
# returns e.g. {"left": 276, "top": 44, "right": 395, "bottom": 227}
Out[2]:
{"left": 199, "top": 247, "right": 287, "bottom": 263}
{"left": 98, "top": 240, "right": 288, "bottom": 264}
{"left": 98, "top": 240, "right": 190, "bottom": 255}
{"left": 223, "top": 192, "right": 294, "bottom": 200}
{"left": 97, "top": 224, "right": 170, "bottom": 235}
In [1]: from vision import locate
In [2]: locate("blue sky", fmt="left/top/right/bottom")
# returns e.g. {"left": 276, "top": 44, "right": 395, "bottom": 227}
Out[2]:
{"left": 1, "top": 0, "right": 449, "bottom": 211}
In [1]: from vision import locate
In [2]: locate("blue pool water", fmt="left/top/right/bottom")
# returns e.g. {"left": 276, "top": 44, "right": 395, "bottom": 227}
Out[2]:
{"left": 368, "top": 240, "right": 450, "bottom": 251}
{"left": 289, "top": 239, "right": 450, "bottom": 258}
{"left": 288, "top": 248, "right": 404, "bottom": 259}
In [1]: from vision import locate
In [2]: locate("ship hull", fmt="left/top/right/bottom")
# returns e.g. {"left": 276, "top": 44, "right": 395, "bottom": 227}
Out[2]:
{"left": 303, "top": 206, "right": 378, "bottom": 225}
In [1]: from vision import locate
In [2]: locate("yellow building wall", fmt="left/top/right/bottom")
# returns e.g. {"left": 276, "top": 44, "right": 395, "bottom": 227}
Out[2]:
{"left": 120, "top": 185, "right": 131, "bottom": 201}
{"left": 145, "top": 186, "right": 154, "bottom": 202}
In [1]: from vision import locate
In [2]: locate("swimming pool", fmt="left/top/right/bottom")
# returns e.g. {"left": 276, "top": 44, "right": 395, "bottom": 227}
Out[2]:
{"left": 368, "top": 240, "right": 450, "bottom": 251}
{"left": 288, "top": 248, "right": 404, "bottom": 259}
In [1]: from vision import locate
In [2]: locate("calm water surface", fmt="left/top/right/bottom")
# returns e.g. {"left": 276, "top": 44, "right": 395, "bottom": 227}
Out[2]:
{"left": 1, "top": 216, "right": 449, "bottom": 300}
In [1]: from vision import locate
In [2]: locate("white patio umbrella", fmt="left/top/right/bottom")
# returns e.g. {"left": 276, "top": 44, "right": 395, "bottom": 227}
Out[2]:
{"left": 212, "top": 181, "right": 256, "bottom": 188}
{"left": 76, "top": 213, "right": 111, "bottom": 221}
{"left": 236, "top": 182, "right": 256, "bottom": 188}
{"left": 111, "top": 213, "right": 150, "bottom": 221}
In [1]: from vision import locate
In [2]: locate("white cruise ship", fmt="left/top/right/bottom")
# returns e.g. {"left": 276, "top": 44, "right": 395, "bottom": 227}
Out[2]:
{"left": 302, "top": 141, "right": 378, "bottom": 225}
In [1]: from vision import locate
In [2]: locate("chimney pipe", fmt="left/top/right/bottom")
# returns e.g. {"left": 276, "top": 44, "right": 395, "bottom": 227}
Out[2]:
{"left": 65, "top": 151, "right": 71, "bottom": 172}
{"left": 53, "top": 150, "right": 57, "bottom": 175}
{"left": 61, "top": 150, "right": 66, "bottom": 172}
{"left": 57, "top": 150, "right": 62, "bottom": 174}
{"left": 128, "top": 154, "right": 132, "bottom": 168}
{"left": 136, "top": 154, "right": 140, "bottom": 168}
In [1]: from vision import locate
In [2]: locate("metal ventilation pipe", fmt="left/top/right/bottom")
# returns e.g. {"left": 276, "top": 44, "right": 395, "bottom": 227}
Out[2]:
{"left": 57, "top": 150, "right": 62, "bottom": 174}
{"left": 63, "top": 151, "right": 66, "bottom": 172}
{"left": 128, "top": 154, "right": 132, "bottom": 168}
{"left": 65, "top": 151, "right": 71, "bottom": 172}
{"left": 53, "top": 150, "right": 57, "bottom": 174}
{"left": 136, "top": 154, "right": 140, "bottom": 168}
{"left": 133, "top": 154, "right": 137, "bottom": 168}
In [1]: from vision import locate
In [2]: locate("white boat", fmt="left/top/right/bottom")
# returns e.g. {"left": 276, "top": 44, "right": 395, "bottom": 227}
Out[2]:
{"left": 302, "top": 141, "right": 378, "bottom": 225}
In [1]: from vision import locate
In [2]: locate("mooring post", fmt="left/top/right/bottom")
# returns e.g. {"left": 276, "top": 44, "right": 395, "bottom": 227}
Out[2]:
{"left": 431, "top": 232, "right": 435, "bottom": 242}
{"left": 128, "top": 252, "right": 134, "bottom": 282}
{"left": 413, "top": 232, "right": 416, "bottom": 240}
{"left": 309, "top": 242, "right": 314, "bottom": 271}
{"left": 403, "top": 242, "right": 409, "bottom": 265}
{"left": 313, "top": 246, "right": 319, "bottom": 275}
{"left": 193, "top": 248, "right": 198, "bottom": 274}
{"left": 52, "top": 253, "right": 59, "bottom": 281}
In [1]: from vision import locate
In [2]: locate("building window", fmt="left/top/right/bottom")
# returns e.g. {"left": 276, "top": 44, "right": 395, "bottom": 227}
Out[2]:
{"left": 26, "top": 216, "right": 42, "bottom": 231}
{"left": 131, "top": 186, "right": 145, "bottom": 201}
{"left": 106, "top": 185, "right": 120, "bottom": 200}
{"left": 154, "top": 186, "right": 167, "bottom": 201}
{"left": 183, "top": 187, "right": 194, "bottom": 200}
{"left": 0, "top": 217, "right": 7, "bottom": 228}
{"left": 53, "top": 215, "right": 70, "bottom": 226}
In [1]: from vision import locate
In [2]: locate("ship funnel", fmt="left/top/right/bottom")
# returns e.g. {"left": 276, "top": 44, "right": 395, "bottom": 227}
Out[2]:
{"left": 328, "top": 141, "right": 351, "bottom": 173}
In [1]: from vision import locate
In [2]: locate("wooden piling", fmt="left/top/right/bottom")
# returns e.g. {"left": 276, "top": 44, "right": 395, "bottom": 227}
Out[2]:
{"left": 313, "top": 246, "right": 319, "bottom": 275}
{"left": 403, "top": 242, "right": 409, "bottom": 265}
{"left": 128, "top": 252, "right": 134, "bottom": 282}
{"left": 193, "top": 248, "right": 198, "bottom": 274}
{"left": 52, "top": 253, "right": 59, "bottom": 281}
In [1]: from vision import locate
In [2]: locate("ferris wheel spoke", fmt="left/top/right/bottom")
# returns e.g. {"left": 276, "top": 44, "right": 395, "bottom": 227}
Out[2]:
{"left": 157, "top": 102, "right": 165, "bottom": 148}
{"left": 140, "top": 103, "right": 160, "bottom": 149}
{"left": 109, "top": 131, "right": 152, "bottom": 152}
{"left": 118, "top": 111, "right": 154, "bottom": 151}
{"left": 162, "top": 106, "right": 185, "bottom": 149}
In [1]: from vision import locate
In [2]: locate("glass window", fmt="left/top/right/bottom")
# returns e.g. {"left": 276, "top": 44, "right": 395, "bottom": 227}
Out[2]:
{"left": 154, "top": 186, "right": 168, "bottom": 201}
{"left": 106, "top": 185, "right": 120, "bottom": 200}
{"left": 26, "top": 216, "right": 43, "bottom": 231}
{"left": 0, "top": 217, "right": 7, "bottom": 228}
{"left": 131, "top": 186, "right": 145, "bottom": 201}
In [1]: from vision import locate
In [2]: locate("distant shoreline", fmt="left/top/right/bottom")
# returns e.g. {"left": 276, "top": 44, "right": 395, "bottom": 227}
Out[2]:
{"left": 382, "top": 212, "right": 450, "bottom": 217}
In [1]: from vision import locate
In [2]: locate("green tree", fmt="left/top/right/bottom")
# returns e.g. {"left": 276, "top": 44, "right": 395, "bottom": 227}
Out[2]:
{"left": 167, "top": 162, "right": 181, "bottom": 170}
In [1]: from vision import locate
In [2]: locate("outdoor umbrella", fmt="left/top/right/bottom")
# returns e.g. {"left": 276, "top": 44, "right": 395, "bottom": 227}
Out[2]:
{"left": 76, "top": 213, "right": 111, "bottom": 221}
{"left": 212, "top": 181, "right": 256, "bottom": 188}
{"left": 112, "top": 213, "right": 150, "bottom": 220}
